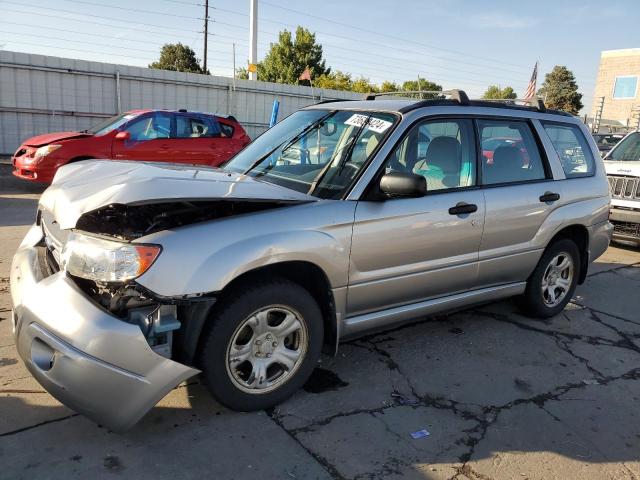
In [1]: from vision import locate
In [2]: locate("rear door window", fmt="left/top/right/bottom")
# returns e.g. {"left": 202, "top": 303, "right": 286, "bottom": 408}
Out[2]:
{"left": 175, "top": 115, "right": 221, "bottom": 138}
{"left": 542, "top": 122, "right": 595, "bottom": 177}
{"left": 478, "top": 119, "right": 546, "bottom": 185}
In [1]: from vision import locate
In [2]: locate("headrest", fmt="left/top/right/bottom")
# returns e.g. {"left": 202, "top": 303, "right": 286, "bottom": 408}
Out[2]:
{"left": 425, "top": 136, "right": 461, "bottom": 175}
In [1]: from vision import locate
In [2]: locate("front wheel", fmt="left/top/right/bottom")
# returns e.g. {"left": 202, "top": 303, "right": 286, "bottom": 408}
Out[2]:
{"left": 199, "top": 278, "right": 323, "bottom": 411}
{"left": 520, "top": 238, "right": 580, "bottom": 318}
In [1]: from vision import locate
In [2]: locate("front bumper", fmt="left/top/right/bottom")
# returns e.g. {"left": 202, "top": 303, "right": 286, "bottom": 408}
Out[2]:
{"left": 10, "top": 225, "right": 199, "bottom": 431}
{"left": 609, "top": 206, "right": 640, "bottom": 240}
{"left": 12, "top": 150, "right": 56, "bottom": 183}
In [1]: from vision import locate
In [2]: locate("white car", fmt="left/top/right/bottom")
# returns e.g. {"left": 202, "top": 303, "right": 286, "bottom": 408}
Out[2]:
{"left": 604, "top": 131, "right": 640, "bottom": 242}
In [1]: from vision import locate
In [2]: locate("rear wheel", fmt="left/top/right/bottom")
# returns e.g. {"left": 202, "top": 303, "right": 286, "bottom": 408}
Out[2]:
{"left": 520, "top": 238, "right": 580, "bottom": 318}
{"left": 199, "top": 278, "right": 323, "bottom": 411}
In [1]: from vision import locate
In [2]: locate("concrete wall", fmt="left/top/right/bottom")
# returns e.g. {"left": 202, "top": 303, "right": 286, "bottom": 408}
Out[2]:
{"left": 591, "top": 48, "right": 640, "bottom": 127}
{"left": 0, "top": 50, "right": 361, "bottom": 155}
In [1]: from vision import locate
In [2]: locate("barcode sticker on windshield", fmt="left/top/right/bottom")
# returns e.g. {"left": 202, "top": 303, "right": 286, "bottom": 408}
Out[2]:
{"left": 345, "top": 114, "right": 392, "bottom": 134}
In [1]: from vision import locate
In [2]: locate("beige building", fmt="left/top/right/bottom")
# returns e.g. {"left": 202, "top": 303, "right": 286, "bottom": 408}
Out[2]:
{"left": 592, "top": 48, "right": 640, "bottom": 129}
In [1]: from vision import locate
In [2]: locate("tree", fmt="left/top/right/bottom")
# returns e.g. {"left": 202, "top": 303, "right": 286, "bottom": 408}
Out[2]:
{"left": 149, "top": 43, "right": 208, "bottom": 74}
{"left": 257, "top": 27, "right": 329, "bottom": 84}
{"left": 537, "top": 65, "right": 583, "bottom": 115}
{"left": 401, "top": 78, "right": 442, "bottom": 98}
{"left": 482, "top": 85, "right": 517, "bottom": 99}
{"left": 379, "top": 81, "right": 400, "bottom": 93}
{"left": 314, "top": 70, "right": 353, "bottom": 91}
{"left": 351, "top": 76, "right": 378, "bottom": 94}
{"left": 235, "top": 67, "right": 249, "bottom": 80}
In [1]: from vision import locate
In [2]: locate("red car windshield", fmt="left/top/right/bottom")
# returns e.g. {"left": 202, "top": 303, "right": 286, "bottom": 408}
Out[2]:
{"left": 87, "top": 113, "right": 140, "bottom": 136}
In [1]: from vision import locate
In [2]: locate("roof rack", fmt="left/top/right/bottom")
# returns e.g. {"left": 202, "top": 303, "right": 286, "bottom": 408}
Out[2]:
{"left": 364, "top": 89, "right": 470, "bottom": 105}
{"left": 475, "top": 97, "right": 547, "bottom": 112}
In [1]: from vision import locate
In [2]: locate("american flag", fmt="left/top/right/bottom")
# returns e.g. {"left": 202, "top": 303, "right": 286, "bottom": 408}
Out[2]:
{"left": 523, "top": 62, "right": 538, "bottom": 100}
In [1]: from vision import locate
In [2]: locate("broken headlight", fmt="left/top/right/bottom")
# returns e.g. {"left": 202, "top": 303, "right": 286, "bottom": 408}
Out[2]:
{"left": 61, "top": 232, "right": 161, "bottom": 283}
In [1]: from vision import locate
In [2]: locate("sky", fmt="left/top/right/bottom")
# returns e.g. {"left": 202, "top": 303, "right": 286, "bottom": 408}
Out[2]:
{"left": 1, "top": 0, "right": 639, "bottom": 114}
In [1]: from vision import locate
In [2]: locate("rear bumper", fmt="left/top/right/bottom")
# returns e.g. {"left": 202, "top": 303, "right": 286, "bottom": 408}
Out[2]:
{"left": 10, "top": 225, "right": 199, "bottom": 431}
{"left": 588, "top": 220, "right": 614, "bottom": 262}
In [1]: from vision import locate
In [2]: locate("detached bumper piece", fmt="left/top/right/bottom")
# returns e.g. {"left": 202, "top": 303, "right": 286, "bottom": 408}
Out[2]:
{"left": 10, "top": 225, "right": 199, "bottom": 431}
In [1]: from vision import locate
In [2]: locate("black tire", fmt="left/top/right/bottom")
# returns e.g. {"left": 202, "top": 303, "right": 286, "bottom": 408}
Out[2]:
{"left": 199, "top": 277, "right": 324, "bottom": 411}
{"left": 520, "top": 238, "right": 580, "bottom": 318}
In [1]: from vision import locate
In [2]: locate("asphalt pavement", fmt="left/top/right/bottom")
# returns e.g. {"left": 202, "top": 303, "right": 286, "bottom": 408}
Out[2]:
{"left": 1, "top": 162, "right": 640, "bottom": 480}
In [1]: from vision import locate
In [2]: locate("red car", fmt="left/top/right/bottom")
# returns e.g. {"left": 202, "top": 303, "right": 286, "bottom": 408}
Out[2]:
{"left": 12, "top": 109, "right": 251, "bottom": 183}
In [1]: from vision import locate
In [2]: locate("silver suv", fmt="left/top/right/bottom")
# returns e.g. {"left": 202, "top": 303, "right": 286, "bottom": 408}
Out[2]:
{"left": 10, "top": 91, "right": 613, "bottom": 430}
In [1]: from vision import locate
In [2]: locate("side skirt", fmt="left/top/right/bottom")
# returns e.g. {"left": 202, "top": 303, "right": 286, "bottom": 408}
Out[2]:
{"left": 339, "top": 282, "right": 527, "bottom": 340}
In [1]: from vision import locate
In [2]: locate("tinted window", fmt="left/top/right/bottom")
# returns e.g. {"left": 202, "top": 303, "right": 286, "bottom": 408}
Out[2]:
{"left": 478, "top": 119, "right": 546, "bottom": 185}
{"left": 125, "top": 113, "right": 170, "bottom": 141}
{"left": 175, "top": 115, "right": 220, "bottom": 138}
{"left": 609, "top": 132, "right": 640, "bottom": 162}
{"left": 542, "top": 122, "right": 595, "bottom": 177}
{"left": 384, "top": 119, "right": 476, "bottom": 191}
{"left": 220, "top": 122, "right": 234, "bottom": 137}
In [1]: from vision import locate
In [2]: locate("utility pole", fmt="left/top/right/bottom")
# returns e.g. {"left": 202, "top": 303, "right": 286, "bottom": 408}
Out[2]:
{"left": 249, "top": 0, "right": 258, "bottom": 80}
{"left": 203, "top": 0, "right": 209, "bottom": 73}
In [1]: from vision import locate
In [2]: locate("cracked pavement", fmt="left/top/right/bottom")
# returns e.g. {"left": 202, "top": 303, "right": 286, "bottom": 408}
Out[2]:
{"left": 1, "top": 163, "right": 640, "bottom": 480}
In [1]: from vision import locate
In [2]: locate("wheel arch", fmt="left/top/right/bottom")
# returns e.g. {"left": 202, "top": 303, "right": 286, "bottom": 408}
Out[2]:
{"left": 546, "top": 224, "right": 590, "bottom": 284}
{"left": 180, "top": 260, "right": 339, "bottom": 365}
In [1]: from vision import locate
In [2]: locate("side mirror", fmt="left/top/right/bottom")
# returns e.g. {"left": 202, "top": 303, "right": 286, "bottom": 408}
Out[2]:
{"left": 115, "top": 131, "right": 130, "bottom": 141}
{"left": 379, "top": 171, "right": 426, "bottom": 198}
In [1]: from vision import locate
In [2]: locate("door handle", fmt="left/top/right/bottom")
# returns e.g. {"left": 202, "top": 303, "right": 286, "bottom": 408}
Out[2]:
{"left": 539, "top": 191, "right": 560, "bottom": 203}
{"left": 160, "top": 144, "right": 170, "bottom": 150}
{"left": 448, "top": 202, "right": 478, "bottom": 215}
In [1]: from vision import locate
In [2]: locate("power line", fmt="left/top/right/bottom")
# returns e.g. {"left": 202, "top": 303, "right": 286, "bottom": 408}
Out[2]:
{"left": 261, "top": 1, "right": 533, "bottom": 71}
{"left": 1, "top": 1, "right": 201, "bottom": 35}
{"left": 55, "top": 0, "right": 204, "bottom": 20}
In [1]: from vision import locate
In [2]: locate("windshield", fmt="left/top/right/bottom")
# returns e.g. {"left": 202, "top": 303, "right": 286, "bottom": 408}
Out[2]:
{"left": 608, "top": 132, "right": 640, "bottom": 161}
{"left": 224, "top": 109, "right": 397, "bottom": 199}
{"left": 87, "top": 113, "right": 140, "bottom": 136}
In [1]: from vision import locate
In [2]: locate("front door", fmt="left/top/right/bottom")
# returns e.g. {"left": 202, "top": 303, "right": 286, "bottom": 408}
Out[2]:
{"left": 348, "top": 118, "right": 485, "bottom": 317}
{"left": 112, "top": 112, "right": 173, "bottom": 162}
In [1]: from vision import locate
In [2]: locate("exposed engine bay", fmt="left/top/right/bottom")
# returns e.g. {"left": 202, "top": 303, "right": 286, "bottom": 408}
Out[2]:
{"left": 75, "top": 199, "right": 300, "bottom": 240}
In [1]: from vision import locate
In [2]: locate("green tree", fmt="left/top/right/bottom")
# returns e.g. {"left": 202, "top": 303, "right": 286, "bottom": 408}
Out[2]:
{"left": 401, "top": 78, "right": 442, "bottom": 98}
{"left": 482, "top": 85, "right": 517, "bottom": 99}
{"left": 257, "top": 27, "right": 329, "bottom": 84}
{"left": 236, "top": 67, "right": 249, "bottom": 80}
{"left": 537, "top": 65, "right": 583, "bottom": 114}
{"left": 379, "top": 81, "right": 400, "bottom": 93}
{"left": 149, "top": 43, "right": 208, "bottom": 74}
{"left": 351, "top": 76, "right": 378, "bottom": 94}
{"left": 314, "top": 70, "right": 353, "bottom": 91}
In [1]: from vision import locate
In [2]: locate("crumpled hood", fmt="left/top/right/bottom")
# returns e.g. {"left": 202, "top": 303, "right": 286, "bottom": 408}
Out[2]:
{"left": 22, "top": 131, "right": 92, "bottom": 147}
{"left": 604, "top": 160, "right": 640, "bottom": 178}
{"left": 40, "top": 160, "right": 315, "bottom": 229}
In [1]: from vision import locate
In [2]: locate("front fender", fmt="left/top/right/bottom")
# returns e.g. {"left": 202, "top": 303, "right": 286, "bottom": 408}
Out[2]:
{"left": 135, "top": 201, "right": 355, "bottom": 297}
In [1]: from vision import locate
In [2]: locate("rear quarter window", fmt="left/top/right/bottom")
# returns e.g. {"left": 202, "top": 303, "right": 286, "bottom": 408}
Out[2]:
{"left": 542, "top": 122, "right": 595, "bottom": 178}
{"left": 219, "top": 122, "right": 235, "bottom": 138}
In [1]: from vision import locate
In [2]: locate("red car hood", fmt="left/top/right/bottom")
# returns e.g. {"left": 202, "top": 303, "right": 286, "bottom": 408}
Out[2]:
{"left": 22, "top": 131, "right": 93, "bottom": 147}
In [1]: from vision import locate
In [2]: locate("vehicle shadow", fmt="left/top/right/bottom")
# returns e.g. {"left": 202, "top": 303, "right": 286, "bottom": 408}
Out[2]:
{"left": 2, "top": 289, "right": 640, "bottom": 479}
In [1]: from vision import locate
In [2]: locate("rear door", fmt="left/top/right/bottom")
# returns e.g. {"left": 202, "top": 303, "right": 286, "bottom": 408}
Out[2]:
{"left": 112, "top": 112, "right": 173, "bottom": 162}
{"left": 476, "top": 117, "right": 559, "bottom": 287}
{"left": 348, "top": 118, "right": 485, "bottom": 317}
{"left": 170, "top": 114, "right": 227, "bottom": 166}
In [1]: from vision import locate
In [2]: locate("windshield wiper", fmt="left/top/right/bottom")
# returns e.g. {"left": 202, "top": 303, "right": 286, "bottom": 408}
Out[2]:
{"left": 243, "top": 111, "right": 336, "bottom": 174}
{"left": 307, "top": 115, "right": 371, "bottom": 195}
